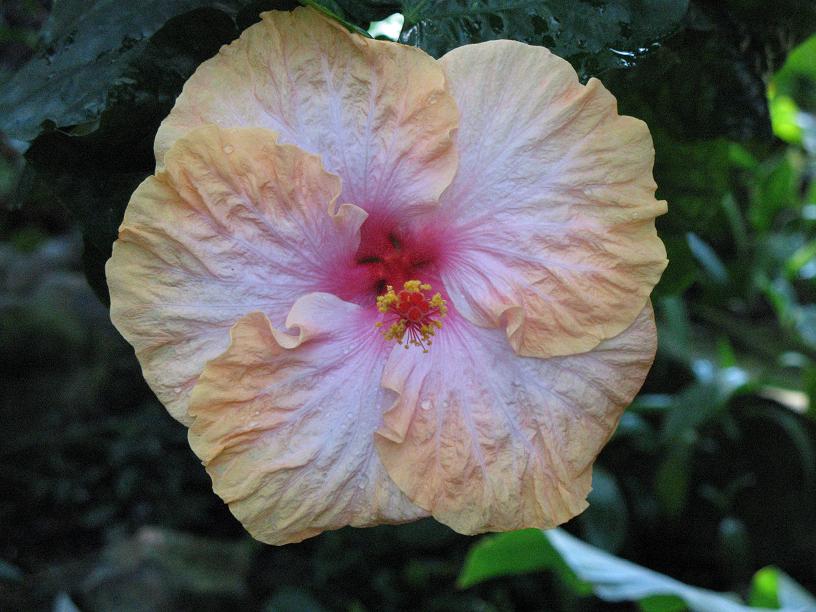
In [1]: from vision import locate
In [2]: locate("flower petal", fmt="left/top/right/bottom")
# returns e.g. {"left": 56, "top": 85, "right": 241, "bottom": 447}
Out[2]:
{"left": 375, "top": 303, "right": 656, "bottom": 534}
{"left": 154, "top": 7, "right": 458, "bottom": 216}
{"left": 437, "top": 41, "right": 667, "bottom": 358}
{"left": 188, "top": 294, "right": 427, "bottom": 545}
{"left": 106, "top": 125, "right": 365, "bottom": 423}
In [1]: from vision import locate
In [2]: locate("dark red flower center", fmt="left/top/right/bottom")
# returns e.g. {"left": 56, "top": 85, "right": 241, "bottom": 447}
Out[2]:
{"left": 352, "top": 212, "right": 442, "bottom": 297}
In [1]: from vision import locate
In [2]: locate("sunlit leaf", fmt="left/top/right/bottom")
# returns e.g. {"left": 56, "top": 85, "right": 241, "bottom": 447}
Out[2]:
{"left": 545, "top": 529, "right": 778, "bottom": 612}
{"left": 770, "top": 34, "right": 816, "bottom": 116}
{"left": 751, "top": 566, "right": 816, "bottom": 610}
{"left": 770, "top": 95, "right": 804, "bottom": 145}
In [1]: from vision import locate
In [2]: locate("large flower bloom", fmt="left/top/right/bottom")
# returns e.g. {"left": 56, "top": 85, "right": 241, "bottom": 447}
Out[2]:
{"left": 106, "top": 7, "right": 667, "bottom": 544}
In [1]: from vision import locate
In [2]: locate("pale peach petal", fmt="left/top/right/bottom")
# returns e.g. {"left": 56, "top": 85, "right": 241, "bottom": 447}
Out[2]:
{"left": 188, "top": 294, "right": 427, "bottom": 545}
{"left": 376, "top": 303, "right": 657, "bottom": 534}
{"left": 436, "top": 41, "right": 667, "bottom": 358}
{"left": 155, "top": 7, "right": 458, "bottom": 216}
{"left": 106, "top": 125, "right": 365, "bottom": 423}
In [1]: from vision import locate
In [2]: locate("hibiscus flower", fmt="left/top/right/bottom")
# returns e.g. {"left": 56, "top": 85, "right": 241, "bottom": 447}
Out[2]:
{"left": 106, "top": 7, "right": 667, "bottom": 544}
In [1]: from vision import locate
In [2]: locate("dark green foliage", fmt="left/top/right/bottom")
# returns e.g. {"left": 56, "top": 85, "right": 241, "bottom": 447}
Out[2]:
{"left": 0, "top": 0, "right": 258, "bottom": 141}
{"left": 2, "top": 0, "right": 816, "bottom": 610}
{"left": 9, "top": 0, "right": 814, "bottom": 304}
{"left": 399, "top": 0, "right": 689, "bottom": 77}
{"left": 23, "top": 7, "right": 241, "bottom": 303}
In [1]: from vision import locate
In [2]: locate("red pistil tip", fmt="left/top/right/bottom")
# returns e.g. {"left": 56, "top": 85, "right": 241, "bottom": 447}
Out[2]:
{"left": 375, "top": 280, "right": 447, "bottom": 353}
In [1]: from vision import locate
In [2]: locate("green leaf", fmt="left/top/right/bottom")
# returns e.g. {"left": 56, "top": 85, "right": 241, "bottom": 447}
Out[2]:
{"left": 654, "top": 437, "right": 694, "bottom": 518}
{"left": 770, "top": 95, "right": 804, "bottom": 145}
{"left": 22, "top": 7, "right": 242, "bottom": 304}
{"left": 751, "top": 566, "right": 816, "bottom": 610}
{"left": 300, "top": 0, "right": 374, "bottom": 37}
{"left": 329, "top": 0, "right": 401, "bottom": 24}
{"left": 398, "top": 0, "right": 688, "bottom": 77}
{"left": 652, "top": 136, "right": 734, "bottom": 231}
{"left": 659, "top": 364, "right": 750, "bottom": 443}
{"left": 609, "top": 2, "right": 816, "bottom": 141}
{"left": 457, "top": 528, "right": 591, "bottom": 593}
{"left": 638, "top": 595, "right": 687, "bottom": 612}
{"left": 751, "top": 155, "right": 798, "bottom": 231}
{"left": 769, "top": 34, "right": 816, "bottom": 115}
{"left": 786, "top": 240, "right": 816, "bottom": 280}
{"left": 687, "top": 232, "right": 729, "bottom": 285}
{"left": 545, "top": 528, "right": 778, "bottom": 611}
{"left": 0, "top": 0, "right": 257, "bottom": 141}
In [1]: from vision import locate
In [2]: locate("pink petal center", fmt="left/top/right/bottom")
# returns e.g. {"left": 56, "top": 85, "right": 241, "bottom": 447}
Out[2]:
{"left": 327, "top": 210, "right": 449, "bottom": 303}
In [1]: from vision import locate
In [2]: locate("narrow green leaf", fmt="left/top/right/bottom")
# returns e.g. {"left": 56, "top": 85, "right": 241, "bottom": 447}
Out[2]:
{"left": 654, "top": 438, "right": 694, "bottom": 518}
{"left": 299, "top": 0, "right": 374, "bottom": 37}
{"left": 686, "top": 232, "right": 729, "bottom": 285}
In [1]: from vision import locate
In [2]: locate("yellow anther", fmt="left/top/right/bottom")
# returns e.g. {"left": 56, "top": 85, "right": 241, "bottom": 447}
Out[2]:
{"left": 373, "top": 279, "right": 447, "bottom": 352}
{"left": 376, "top": 285, "right": 398, "bottom": 313}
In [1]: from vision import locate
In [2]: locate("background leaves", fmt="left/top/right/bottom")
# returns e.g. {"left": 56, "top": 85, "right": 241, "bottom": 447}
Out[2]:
{"left": 2, "top": 1, "right": 816, "bottom": 610}
{"left": 398, "top": 0, "right": 689, "bottom": 77}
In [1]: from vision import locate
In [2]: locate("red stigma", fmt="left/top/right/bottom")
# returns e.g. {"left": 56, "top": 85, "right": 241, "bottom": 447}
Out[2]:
{"left": 376, "top": 280, "right": 447, "bottom": 352}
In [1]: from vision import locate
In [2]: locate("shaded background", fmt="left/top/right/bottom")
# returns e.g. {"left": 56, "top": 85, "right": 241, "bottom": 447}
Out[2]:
{"left": 1, "top": 1, "right": 815, "bottom": 610}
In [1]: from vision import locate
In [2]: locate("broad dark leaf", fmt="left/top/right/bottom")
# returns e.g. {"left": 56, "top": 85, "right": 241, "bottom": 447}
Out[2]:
{"left": 399, "top": 0, "right": 689, "bottom": 79}
{"left": 608, "top": 1, "right": 816, "bottom": 141}
{"left": 23, "top": 7, "right": 242, "bottom": 304}
{"left": 0, "top": 1, "right": 262, "bottom": 141}
{"left": 457, "top": 528, "right": 591, "bottom": 593}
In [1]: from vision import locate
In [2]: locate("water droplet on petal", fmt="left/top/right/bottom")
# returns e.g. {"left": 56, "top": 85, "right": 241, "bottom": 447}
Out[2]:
{"left": 420, "top": 399, "right": 432, "bottom": 411}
